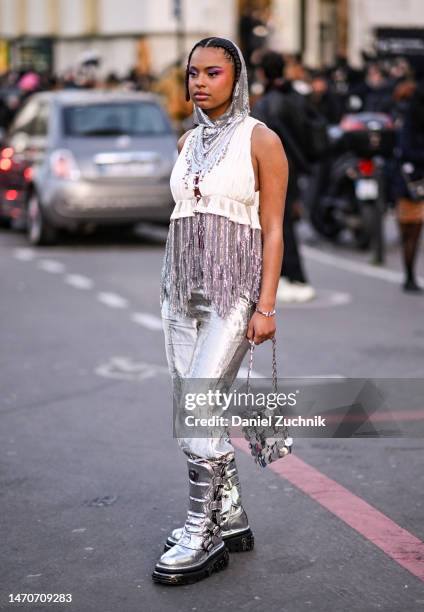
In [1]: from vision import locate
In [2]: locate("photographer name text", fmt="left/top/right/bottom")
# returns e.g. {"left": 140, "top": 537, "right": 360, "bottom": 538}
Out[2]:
{"left": 184, "top": 415, "right": 326, "bottom": 427}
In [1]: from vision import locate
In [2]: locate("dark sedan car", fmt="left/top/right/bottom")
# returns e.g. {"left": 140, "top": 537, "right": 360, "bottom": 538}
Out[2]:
{"left": 0, "top": 90, "right": 177, "bottom": 244}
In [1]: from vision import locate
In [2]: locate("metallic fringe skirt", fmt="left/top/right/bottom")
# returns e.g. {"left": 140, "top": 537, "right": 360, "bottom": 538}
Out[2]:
{"left": 160, "top": 213, "right": 263, "bottom": 319}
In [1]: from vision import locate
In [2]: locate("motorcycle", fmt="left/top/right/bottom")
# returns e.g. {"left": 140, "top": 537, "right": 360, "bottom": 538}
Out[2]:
{"left": 308, "top": 110, "right": 395, "bottom": 252}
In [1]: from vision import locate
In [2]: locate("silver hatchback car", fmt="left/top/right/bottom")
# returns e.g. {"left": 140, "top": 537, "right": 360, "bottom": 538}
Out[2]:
{"left": 3, "top": 89, "right": 177, "bottom": 244}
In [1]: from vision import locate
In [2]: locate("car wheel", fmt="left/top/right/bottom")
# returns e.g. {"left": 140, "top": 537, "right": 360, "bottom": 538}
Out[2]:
{"left": 27, "top": 193, "right": 58, "bottom": 246}
{"left": 0, "top": 216, "right": 11, "bottom": 229}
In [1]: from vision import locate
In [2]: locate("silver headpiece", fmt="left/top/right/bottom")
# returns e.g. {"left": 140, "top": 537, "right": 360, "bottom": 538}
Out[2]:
{"left": 185, "top": 39, "right": 250, "bottom": 183}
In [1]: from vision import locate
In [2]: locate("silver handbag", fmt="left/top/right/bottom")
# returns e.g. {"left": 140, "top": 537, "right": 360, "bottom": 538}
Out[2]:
{"left": 243, "top": 336, "right": 293, "bottom": 468}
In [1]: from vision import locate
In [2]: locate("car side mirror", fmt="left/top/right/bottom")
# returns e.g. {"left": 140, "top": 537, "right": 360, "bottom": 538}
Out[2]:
{"left": 0, "top": 127, "right": 6, "bottom": 147}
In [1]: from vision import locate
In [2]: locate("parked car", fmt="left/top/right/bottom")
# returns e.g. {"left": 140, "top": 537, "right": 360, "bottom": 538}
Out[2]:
{"left": 0, "top": 86, "right": 24, "bottom": 226}
{"left": 0, "top": 90, "right": 178, "bottom": 244}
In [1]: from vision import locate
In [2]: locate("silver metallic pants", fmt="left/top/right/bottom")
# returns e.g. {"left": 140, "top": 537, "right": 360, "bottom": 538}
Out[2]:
{"left": 161, "top": 287, "right": 256, "bottom": 460}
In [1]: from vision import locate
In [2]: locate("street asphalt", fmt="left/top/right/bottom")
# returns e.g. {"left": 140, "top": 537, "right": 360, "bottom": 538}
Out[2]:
{"left": 1, "top": 218, "right": 423, "bottom": 612}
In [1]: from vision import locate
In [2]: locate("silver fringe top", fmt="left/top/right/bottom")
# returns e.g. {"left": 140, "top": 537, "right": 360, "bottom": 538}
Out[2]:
{"left": 160, "top": 213, "right": 262, "bottom": 318}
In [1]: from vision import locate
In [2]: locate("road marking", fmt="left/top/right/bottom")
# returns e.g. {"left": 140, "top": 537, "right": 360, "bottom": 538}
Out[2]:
{"left": 302, "top": 245, "right": 424, "bottom": 285}
{"left": 131, "top": 312, "right": 163, "bottom": 330}
{"left": 97, "top": 292, "right": 128, "bottom": 309}
{"left": 13, "top": 248, "right": 36, "bottom": 261}
{"left": 37, "top": 259, "right": 66, "bottom": 273}
{"left": 95, "top": 356, "right": 168, "bottom": 381}
{"left": 277, "top": 288, "right": 352, "bottom": 309}
{"left": 65, "top": 274, "right": 94, "bottom": 290}
{"left": 26, "top": 574, "right": 42, "bottom": 578}
{"left": 234, "top": 438, "right": 424, "bottom": 583}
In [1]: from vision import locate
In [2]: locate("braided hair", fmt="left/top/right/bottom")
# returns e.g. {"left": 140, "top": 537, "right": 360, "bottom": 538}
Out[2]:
{"left": 184, "top": 37, "right": 242, "bottom": 102}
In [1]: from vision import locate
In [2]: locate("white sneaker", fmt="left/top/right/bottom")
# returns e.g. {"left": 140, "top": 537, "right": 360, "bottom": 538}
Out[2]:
{"left": 276, "top": 278, "right": 316, "bottom": 303}
{"left": 291, "top": 282, "right": 316, "bottom": 302}
{"left": 276, "top": 278, "right": 295, "bottom": 302}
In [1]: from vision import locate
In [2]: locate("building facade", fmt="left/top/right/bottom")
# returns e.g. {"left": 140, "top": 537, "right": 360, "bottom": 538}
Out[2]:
{"left": 0, "top": 0, "right": 423, "bottom": 76}
{"left": 0, "top": 0, "right": 237, "bottom": 76}
{"left": 267, "top": 0, "right": 424, "bottom": 68}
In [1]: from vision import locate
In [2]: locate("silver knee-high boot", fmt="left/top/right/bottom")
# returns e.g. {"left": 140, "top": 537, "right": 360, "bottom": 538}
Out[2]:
{"left": 152, "top": 455, "right": 230, "bottom": 585}
{"left": 163, "top": 455, "right": 254, "bottom": 554}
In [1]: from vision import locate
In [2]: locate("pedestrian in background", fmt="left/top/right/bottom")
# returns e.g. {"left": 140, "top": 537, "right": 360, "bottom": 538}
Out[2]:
{"left": 393, "top": 79, "right": 424, "bottom": 293}
{"left": 309, "top": 69, "right": 341, "bottom": 124}
{"left": 350, "top": 63, "right": 393, "bottom": 113}
{"left": 252, "top": 50, "right": 316, "bottom": 302}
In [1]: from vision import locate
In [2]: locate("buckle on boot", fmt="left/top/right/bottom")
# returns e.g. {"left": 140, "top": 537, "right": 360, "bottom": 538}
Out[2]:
{"left": 203, "top": 538, "right": 214, "bottom": 552}
{"left": 225, "top": 474, "right": 238, "bottom": 489}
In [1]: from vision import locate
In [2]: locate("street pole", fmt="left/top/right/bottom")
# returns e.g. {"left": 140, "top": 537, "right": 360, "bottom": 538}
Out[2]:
{"left": 372, "top": 156, "right": 386, "bottom": 266}
{"left": 173, "top": 0, "right": 184, "bottom": 65}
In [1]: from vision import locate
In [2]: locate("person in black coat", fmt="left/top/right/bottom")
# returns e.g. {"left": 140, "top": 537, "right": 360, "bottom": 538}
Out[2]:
{"left": 392, "top": 79, "right": 424, "bottom": 293}
{"left": 350, "top": 63, "right": 393, "bottom": 113}
{"left": 252, "top": 51, "right": 316, "bottom": 302}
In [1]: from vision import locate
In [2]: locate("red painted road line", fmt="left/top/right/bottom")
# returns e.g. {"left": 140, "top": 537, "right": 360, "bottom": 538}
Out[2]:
{"left": 323, "top": 409, "right": 424, "bottom": 423}
{"left": 233, "top": 438, "right": 424, "bottom": 582}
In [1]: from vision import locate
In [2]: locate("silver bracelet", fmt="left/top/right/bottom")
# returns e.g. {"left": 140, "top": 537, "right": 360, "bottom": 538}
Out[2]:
{"left": 255, "top": 306, "right": 276, "bottom": 317}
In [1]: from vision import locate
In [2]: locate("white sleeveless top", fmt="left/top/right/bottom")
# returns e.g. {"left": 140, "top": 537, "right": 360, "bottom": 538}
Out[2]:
{"left": 169, "top": 116, "right": 264, "bottom": 229}
{"left": 160, "top": 115, "right": 265, "bottom": 318}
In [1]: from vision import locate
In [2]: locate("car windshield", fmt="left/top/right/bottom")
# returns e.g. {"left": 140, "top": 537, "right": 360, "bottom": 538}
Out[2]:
{"left": 62, "top": 102, "right": 171, "bottom": 137}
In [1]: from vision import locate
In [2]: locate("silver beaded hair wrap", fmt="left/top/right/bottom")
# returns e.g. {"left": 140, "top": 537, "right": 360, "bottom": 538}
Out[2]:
{"left": 186, "top": 39, "right": 250, "bottom": 182}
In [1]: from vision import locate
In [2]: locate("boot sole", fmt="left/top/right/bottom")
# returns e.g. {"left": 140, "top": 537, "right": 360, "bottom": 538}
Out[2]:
{"left": 152, "top": 545, "right": 229, "bottom": 586}
{"left": 225, "top": 528, "right": 255, "bottom": 553}
{"left": 163, "top": 528, "right": 254, "bottom": 554}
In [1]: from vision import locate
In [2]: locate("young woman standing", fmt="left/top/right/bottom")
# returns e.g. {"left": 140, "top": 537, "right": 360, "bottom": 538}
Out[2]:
{"left": 153, "top": 37, "right": 288, "bottom": 585}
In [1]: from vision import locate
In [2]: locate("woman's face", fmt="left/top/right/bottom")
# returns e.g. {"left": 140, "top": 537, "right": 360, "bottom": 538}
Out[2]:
{"left": 188, "top": 46, "right": 235, "bottom": 120}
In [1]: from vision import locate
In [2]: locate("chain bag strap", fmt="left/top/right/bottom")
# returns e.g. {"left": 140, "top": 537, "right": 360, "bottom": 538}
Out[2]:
{"left": 243, "top": 336, "right": 293, "bottom": 468}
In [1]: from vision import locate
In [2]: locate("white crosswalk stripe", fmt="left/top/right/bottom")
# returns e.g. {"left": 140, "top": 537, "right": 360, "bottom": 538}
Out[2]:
{"left": 65, "top": 274, "right": 94, "bottom": 290}
{"left": 131, "top": 312, "right": 163, "bottom": 330}
{"left": 37, "top": 259, "right": 66, "bottom": 273}
{"left": 97, "top": 292, "right": 128, "bottom": 308}
{"left": 13, "top": 248, "right": 36, "bottom": 261}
